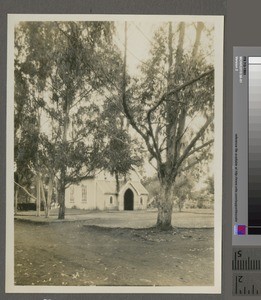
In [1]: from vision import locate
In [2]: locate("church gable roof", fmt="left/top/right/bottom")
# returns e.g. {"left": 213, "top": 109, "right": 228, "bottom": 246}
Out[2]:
{"left": 97, "top": 180, "right": 149, "bottom": 196}
{"left": 120, "top": 181, "right": 149, "bottom": 195}
{"left": 97, "top": 181, "right": 117, "bottom": 195}
{"left": 130, "top": 181, "right": 149, "bottom": 195}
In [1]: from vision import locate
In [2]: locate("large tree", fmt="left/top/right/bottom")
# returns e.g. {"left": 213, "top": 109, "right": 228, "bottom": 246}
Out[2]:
{"left": 14, "top": 30, "right": 41, "bottom": 213}
{"left": 122, "top": 22, "right": 215, "bottom": 229}
{"left": 14, "top": 21, "right": 124, "bottom": 219}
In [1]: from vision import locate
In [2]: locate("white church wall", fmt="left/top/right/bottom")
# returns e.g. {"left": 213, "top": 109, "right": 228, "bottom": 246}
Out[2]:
{"left": 96, "top": 184, "right": 105, "bottom": 210}
{"left": 104, "top": 194, "right": 118, "bottom": 210}
{"left": 136, "top": 194, "right": 148, "bottom": 210}
{"left": 65, "top": 179, "right": 97, "bottom": 210}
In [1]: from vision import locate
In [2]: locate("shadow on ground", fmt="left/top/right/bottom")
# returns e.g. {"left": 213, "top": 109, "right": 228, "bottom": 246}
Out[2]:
{"left": 15, "top": 208, "right": 214, "bottom": 228}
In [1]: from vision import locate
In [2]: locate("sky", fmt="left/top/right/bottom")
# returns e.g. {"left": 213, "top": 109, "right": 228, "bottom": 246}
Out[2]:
{"left": 113, "top": 21, "right": 214, "bottom": 77}
{"left": 114, "top": 21, "right": 158, "bottom": 77}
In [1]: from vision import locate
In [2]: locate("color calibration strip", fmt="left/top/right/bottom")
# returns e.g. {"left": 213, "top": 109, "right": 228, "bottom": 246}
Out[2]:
{"left": 233, "top": 47, "right": 261, "bottom": 245}
{"left": 233, "top": 48, "right": 261, "bottom": 297}
{"left": 249, "top": 57, "right": 261, "bottom": 235}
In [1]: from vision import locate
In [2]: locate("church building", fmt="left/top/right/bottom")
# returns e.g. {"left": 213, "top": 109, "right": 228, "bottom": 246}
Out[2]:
{"left": 65, "top": 169, "right": 149, "bottom": 211}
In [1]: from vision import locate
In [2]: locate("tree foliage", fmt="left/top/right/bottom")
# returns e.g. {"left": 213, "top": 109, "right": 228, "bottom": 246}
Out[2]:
{"left": 14, "top": 21, "right": 125, "bottom": 218}
{"left": 99, "top": 99, "right": 143, "bottom": 192}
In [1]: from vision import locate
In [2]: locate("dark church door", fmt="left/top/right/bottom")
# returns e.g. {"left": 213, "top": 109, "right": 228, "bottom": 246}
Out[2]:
{"left": 124, "top": 189, "right": 134, "bottom": 210}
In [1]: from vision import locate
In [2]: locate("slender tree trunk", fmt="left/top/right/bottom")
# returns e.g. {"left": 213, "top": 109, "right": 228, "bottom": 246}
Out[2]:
{"left": 115, "top": 172, "right": 120, "bottom": 207}
{"left": 36, "top": 111, "right": 41, "bottom": 217}
{"left": 40, "top": 179, "right": 47, "bottom": 217}
{"left": 14, "top": 187, "right": 18, "bottom": 215}
{"left": 166, "top": 22, "right": 185, "bottom": 163}
{"left": 178, "top": 195, "right": 185, "bottom": 212}
{"left": 58, "top": 97, "right": 69, "bottom": 219}
{"left": 58, "top": 161, "right": 67, "bottom": 219}
{"left": 14, "top": 172, "right": 19, "bottom": 215}
{"left": 191, "top": 22, "right": 204, "bottom": 59}
{"left": 46, "top": 176, "right": 53, "bottom": 218}
{"left": 36, "top": 175, "right": 41, "bottom": 217}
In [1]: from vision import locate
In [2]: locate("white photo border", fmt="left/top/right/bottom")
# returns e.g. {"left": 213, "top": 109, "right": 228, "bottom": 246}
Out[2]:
{"left": 6, "top": 13, "right": 224, "bottom": 294}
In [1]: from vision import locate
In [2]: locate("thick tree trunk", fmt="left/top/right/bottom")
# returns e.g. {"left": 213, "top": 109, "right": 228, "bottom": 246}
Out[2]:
{"left": 58, "top": 184, "right": 66, "bottom": 219}
{"left": 156, "top": 23, "right": 185, "bottom": 231}
{"left": 156, "top": 181, "right": 173, "bottom": 230}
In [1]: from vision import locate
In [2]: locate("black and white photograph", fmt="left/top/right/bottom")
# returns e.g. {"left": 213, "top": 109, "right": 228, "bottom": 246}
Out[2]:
{"left": 6, "top": 14, "right": 223, "bottom": 293}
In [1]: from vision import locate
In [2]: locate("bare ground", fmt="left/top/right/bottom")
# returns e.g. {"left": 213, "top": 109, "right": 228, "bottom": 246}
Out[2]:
{"left": 14, "top": 219, "right": 214, "bottom": 286}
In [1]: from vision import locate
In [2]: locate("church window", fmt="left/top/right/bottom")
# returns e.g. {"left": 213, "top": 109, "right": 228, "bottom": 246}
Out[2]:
{"left": 110, "top": 196, "right": 113, "bottom": 204}
{"left": 140, "top": 197, "right": 143, "bottom": 204}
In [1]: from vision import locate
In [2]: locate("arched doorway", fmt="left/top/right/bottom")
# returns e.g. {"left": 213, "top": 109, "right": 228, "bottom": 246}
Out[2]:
{"left": 124, "top": 189, "right": 134, "bottom": 210}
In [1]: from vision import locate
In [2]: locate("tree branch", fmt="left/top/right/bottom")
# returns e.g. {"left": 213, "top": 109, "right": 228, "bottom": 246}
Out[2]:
{"left": 65, "top": 173, "right": 94, "bottom": 188}
{"left": 176, "top": 114, "right": 214, "bottom": 171}
{"left": 147, "top": 113, "right": 162, "bottom": 165}
{"left": 147, "top": 68, "right": 214, "bottom": 117}
{"left": 179, "top": 146, "right": 212, "bottom": 174}
{"left": 14, "top": 181, "right": 37, "bottom": 200}
{"left": 70, "top": 87, "right": 94, "bottom": 109}
{"left": 186, "top": 138, "right": 214, "bottom": 159}
{"left": 29, "top": 91, "right": 63, "bottom": 125}
{"left": 179, "top": 160, "right": 199, "bottom": 173}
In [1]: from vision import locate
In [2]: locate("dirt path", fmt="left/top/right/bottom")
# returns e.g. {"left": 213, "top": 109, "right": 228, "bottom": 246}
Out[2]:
{"left": 14, "top": 221, "right": 214, "bottom": 286}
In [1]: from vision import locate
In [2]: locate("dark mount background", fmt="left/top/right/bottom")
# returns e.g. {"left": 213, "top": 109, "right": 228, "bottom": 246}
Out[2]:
{"left": 0, "top": 0, "right": 259, "bottom": 299}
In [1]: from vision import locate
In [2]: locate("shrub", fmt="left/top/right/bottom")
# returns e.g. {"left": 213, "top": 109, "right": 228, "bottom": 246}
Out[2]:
{"left": 17, "top": 202, "right": 44, "bottom": 211}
